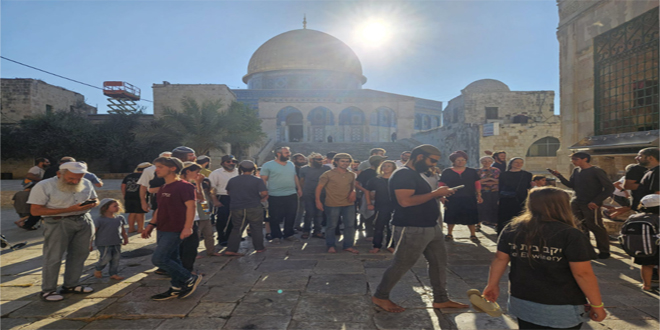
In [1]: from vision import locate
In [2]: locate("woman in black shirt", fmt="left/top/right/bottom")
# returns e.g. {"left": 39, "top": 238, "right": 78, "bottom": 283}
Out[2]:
{"left": 440, "top": 151, "right": 483, "bottom": 242}
{"left": 497, "top": 157, "right": 533, "bottom": 234}
{"left": 484, "top": 187, "right": 606, "bottom": 329}
{"left": 366, "top": 161, "right": 397, "bottom": 253}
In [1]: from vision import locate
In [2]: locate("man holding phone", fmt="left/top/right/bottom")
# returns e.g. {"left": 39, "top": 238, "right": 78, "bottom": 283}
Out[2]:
{"left": 28, "top": 162, "right": 99, "bottom": 302}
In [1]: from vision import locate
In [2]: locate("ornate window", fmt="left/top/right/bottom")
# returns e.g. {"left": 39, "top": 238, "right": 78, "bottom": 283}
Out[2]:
{"left": 594, "top": 7, "right": 659, "bottom": 135}
{"left": 339, "top": 107, "right": 365, "bottom": 125}
{"left": 526, "top": 137, "right": 560, "bottom": 157}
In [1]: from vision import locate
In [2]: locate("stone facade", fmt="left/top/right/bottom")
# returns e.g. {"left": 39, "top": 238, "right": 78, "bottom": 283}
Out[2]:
{"left": 556, "top": 0, "right": 659, "bottom": 179}
{"left": 1, "top": 78, "right": 97, "bottom": 124}
{"left": 152, "top": 82, "right": 236, "bottom": 118}
{"left": 415, "top": 79, "right": 560, "bottom": 174}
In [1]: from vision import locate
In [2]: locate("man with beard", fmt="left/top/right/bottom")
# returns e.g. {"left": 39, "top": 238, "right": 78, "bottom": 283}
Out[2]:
{"left": 23, "top": 157, "right": 50, "bottom": 186}
{"left": 209, "top": 155, "right": 239, "bottom": 246}
{"left": 372, "top": 144, "right": 467, "bottom": 312}
{"left": 42, "top": 156, "right": 75, "bottom": 180}
{"left": 637, "top": 148, "right": 659, "bottom": 196}
{"left": 292, "top": 153, "right": 308, "bottom": 231}
{"left": 261, "top": 147, "right": 303, "bottom": 243}
{"left": 492, "top": 150, "right": 507, "bottom": 173}
{"left": 316, "top": 153, "right": 359, "bottom": 254}
{"left": 298, "top": 152, "right": 331, "bottom": 239}
{"left": 28, "top": 162, "right": 99, "bottom": 302}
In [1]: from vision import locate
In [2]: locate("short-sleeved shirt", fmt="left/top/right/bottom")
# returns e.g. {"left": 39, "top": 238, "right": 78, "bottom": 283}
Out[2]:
{"left": 93, "top": 215, "right": 125, "bottom": 246}
{"left": 155, "top": 180, "right": 196, "bottom": 233}
{"left": 366, "top": 176, "right": 392, "bottom": 210}
{"left": 137, "top": 166, "right": 156, "bottom": 188}
{"left": 626, "top": 164, "right": 648, "bottom": 210}
{"left": 260, "top": 160, "right": 297, "bottom": 197}
{"left": 208, "top": 167, "right": 239, "bottom": 196}
{"left": 318, "top": 169, "right": 355, "bottom": 207}
{"left": 226, "top": 175, "right": 268, "bottom": 210}
{"left": 356, "top": 168, "right": 377, "bottom": 188}
{"left": 122, "top": 173, "right": 142, "bottom": 200}
{"left": 492, "top": 161, "right": 506, "bottom": 173}
{"left": 357, "top": 160, "right": 372, "bottom": 172}
{"left": 84, "top": 173, "right": 101, "bottom": 185}
{"left": 477, "top": 167, "right": 500, "bottom": 192}
{"left": 298, "top": 165, "right": 331, "bottom": 195}
{"left": 27, "top": 166, "right": 45, "bottom": 179}
{"left": 640, "top": 166, "right": 659, "bottom": 196}
{"left": 389, "top": 167, "right": 440, "bottom": 227}
{"left": 498, "top": 221, "right": 594, "bottom": 305}
{"left": 27, "top": 177, "right": 98, "bottom": 217}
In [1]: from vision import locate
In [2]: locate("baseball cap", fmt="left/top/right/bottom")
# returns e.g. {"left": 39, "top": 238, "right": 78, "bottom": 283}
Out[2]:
{"left": 369, "top": 155, "right": 388, "bottom": 166}
{"left": 59, "top": 162, "right": 88, "bottom": 174}
{"left": 640, "top": 194, "right": 660, "bottom": 208}
{"left": 182, "top": 161, "right": 202, "bottom": 171}
{"left": 239, "top": 160, "right": 256, "bottom": 169}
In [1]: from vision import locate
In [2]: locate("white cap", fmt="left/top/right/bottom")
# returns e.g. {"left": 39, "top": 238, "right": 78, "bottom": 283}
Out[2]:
{"left": 59, "top": 162, "right": 88, "bottom": 174}
{"left": 640, "top": 194, "right": 660, "bottom": 208}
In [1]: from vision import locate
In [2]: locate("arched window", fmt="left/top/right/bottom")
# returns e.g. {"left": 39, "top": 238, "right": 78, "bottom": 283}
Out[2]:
{"left": 308, "top": 107, "right": 334, "bottom": 126}
{"left": 423, "top": 115, "right": 431, "bottom": 130}
{"left": 339, "top": 107, "right": 365, "bottom": 125}
{"left": 433, "top": 116, "right": 441, "bottom": 127}
{"left": 527, "top": 137, "right": 560, "bottom": 157}
{"left": 414, "top": 114, "right": 422, "bottom": 130}
{"left": 373, "top": 107, "right": 396, "bottom": 127}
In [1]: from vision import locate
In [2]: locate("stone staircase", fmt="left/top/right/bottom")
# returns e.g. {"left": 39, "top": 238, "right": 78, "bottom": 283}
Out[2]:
{"left": 266, "top": 140, "right": 419, "bottom": 163}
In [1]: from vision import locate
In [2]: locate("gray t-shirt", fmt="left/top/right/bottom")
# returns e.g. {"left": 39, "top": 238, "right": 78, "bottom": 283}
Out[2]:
{"left": 226, "top": 175, "right": 268, "bottom": 210}
{"left": 298, "top": 165, "right": 331, "bottom": 195}
{"left": 93, "top": 215, "right": 125, "bottom": 247}
{"left": 27, "top": 177, "right": 97, "bottom": 217}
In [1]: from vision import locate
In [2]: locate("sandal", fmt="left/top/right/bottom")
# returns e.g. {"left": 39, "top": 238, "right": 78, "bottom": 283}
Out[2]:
{"left": 60, "top": 285, "right": 93, "bottom": 294}
{"left": 41, "top": 291, "right": 64, "bottom": 302}
{"left": 475, "top": 224, "right": 481, "bottom": 232}
{"left": 444, "top": 235, "right": 453, "bottom": 242}
{"left": 470, "top": 236, "right": 480, "bottom": 243}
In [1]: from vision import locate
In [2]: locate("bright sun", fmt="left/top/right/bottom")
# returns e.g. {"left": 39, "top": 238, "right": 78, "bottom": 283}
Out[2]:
{"left": 360, "top": 21, "right": 389, "bottom": 46}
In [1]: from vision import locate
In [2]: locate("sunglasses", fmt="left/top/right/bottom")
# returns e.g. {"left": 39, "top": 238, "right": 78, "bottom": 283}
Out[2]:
{"left": 427, "top": 157, "right": 439, "bottom": 164}
{"left": 225, "top": 160, "right": 238, "bottom": 164}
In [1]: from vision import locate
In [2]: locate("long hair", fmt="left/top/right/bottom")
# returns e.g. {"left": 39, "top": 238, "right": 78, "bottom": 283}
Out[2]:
{"left": 377, "top": 160, "right": 397, "bottom": 177}
{"left": 100, "top": 199, "right": 125, "bottom": 217}
{"left": 508, "top": 187, "right": 577, "bottom": 262}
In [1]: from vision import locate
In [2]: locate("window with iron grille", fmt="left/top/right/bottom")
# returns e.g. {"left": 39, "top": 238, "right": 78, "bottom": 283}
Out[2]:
{"left": 485, "top": 107, "right": 498, "bottom": 120}
{"left": 593, "top": 7, "right": 659, "bottom": 135}
{"left": 526, "top": 137, "right": 560, "bottom": 157}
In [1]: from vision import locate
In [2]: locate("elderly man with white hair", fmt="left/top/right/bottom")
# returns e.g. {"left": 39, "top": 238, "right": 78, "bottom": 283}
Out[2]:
{"left": 28, "top": 161, "right": 99, "bottom": 302}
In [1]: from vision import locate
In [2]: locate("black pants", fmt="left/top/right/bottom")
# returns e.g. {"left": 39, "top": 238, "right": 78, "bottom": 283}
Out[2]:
{"left": 518, "top": 318, "right": 582, "bottom": 330}
{"left": 497, "top": 196, "right": 524, "bottom": 234}
{"left": 179, "top": 222, "right": 200, "bottom": 272}
{"left": 214, "top": 195, "right": 233, "bottom": 244}
{"left": 268, "top": 194, "right": 298, "bottom": 239}
{"left": 23, "top": 215, "right": 42, "bottom": 229}
{"left": 372, "top": 208, "right": 393, "bottom": 249}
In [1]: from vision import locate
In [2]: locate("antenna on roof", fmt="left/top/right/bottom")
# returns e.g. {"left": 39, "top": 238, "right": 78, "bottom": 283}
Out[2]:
{"left": 303, "top": 14, "right": 307, "bottom": 29}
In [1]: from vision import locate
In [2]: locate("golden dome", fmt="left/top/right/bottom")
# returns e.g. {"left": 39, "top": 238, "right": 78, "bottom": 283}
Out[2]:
{"left": 243, "top": 29, "right": 366, "bottom": 84}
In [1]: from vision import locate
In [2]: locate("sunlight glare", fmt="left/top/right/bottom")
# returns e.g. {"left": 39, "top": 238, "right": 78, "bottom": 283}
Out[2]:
{"left": 360, "top": 20, "right": 390, "bottom": 46}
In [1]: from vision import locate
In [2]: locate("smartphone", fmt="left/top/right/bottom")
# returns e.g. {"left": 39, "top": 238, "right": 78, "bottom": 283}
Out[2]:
{"left": 450, "top": 185, "right": 465, "bottom": 190}
{"left": 80, "top": 199, "right": 97, "bottom": 206}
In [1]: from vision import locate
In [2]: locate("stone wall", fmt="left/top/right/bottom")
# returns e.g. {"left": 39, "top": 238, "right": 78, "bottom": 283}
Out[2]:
{"left": 412, "top": 124, "right": 481, "bottom": 169}
{"left": 152, "top": 83, "right": 236, "bottom": 118}
{"left": 464, "top": 91, "right": 555, "bottom": 124}
{"left": 556, "top": 0, "right": 658, "bottom": 176}
{"left": 0, "top": 158, "right": 35, "bottom": 179}
{"left": 1, "top": 79, "right": 96, "bottom": 124}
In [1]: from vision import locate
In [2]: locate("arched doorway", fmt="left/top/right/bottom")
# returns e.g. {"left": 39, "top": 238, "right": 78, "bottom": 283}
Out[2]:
{"left": 339, "top": 107, "right": 366, "bottom": 142}
{"left": 276, "top": 107, "right": 303, "bottom": 142}
{"left": 370, "top": 107, "right": 397, "bottom": 141}
{"left": 308, "top": 107, "right": 335, "bottom": 142}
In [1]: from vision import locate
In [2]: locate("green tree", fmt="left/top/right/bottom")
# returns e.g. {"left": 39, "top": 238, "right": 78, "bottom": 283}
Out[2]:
{"left": 222, "top": 101, "right": 266, "bottom": 159}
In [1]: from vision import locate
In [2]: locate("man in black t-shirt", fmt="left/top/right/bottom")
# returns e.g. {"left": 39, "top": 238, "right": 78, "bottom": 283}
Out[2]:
{"left": 625, "top": 163, "right": 648, "bottom": 211}
{"left": 636, "top": 148, "right": 659, "bottom": 198}
{"left": 372, "top": 144, "right": 467, "bottom": 313}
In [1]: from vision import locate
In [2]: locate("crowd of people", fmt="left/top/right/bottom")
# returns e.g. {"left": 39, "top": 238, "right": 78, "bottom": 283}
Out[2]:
{"left": 13, "top": 143, "right": 659, "bottom": 329}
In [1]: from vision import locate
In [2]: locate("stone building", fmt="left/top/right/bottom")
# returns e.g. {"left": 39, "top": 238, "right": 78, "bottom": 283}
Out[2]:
{"left": 413, "top": 79, "right": 560, "bottom": 174}
{"left": 556, "top": 0, "right": 659, "bottom": 179}
{"left": 1, "top": 78, "right": 97, "bottom": 124}
{"left": 153, "top": 27, "right": 444, "bottom": 160}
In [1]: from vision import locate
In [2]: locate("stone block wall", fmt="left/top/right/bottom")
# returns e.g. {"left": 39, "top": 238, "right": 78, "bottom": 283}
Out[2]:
{"left": 1, "top": 79, "right": 96, "bottom": 124}
{"left": 464, "top": 91, "right": 555, "bottom": 124}
{"left": 152, "top": 83, "right": 236, "bottom": 117}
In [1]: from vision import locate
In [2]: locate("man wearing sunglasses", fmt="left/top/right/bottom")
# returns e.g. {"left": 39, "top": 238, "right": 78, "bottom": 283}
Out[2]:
{"left": 209, "top": 155, "right": 239, "bottom": 246}
{"left": 372, "top": 144, "right": 467, "bottom": 313}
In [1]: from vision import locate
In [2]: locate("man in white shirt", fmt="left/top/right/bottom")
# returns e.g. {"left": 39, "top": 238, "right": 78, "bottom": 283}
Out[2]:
{"left": 394, "top": 151, "right": 411, "bottom": 168}
{"left": 208, "top": 154, "right": 239, "bottom": 245}
{"left": 24, "top": 157, "right": 50, "bottom": 186}
{"left": 138, "top": 151, "right": 172, "bottom": 212}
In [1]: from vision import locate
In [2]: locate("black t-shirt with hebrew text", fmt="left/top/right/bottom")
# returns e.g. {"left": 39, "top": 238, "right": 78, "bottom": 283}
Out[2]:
{"left": 497, "top": 221, "right": 595, "bottom": 305}
{"left": 389, "top": 167, "right": 440, "bottom": 227}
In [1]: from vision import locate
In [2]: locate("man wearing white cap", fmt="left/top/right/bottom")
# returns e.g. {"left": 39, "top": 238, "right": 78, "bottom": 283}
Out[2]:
{"left": 28, "top": 161, "right": 98, "bottom": 302}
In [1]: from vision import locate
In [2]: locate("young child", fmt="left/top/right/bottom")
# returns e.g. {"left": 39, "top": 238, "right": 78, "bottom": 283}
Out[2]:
{"left": 92, "top": 198, "right": 128, "bottom": 280}
{"left": 531, "top": 175, "right": 547, "bottom": 187}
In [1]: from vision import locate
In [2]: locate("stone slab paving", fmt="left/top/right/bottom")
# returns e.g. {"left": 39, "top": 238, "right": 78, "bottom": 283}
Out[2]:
{"left": 1, "top": 206, "right": 658, "bottom": 329}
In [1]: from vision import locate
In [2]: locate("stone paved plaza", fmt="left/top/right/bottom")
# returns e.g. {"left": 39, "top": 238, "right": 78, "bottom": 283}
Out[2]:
{"left": 1, "top": 181, "right": 659, "bottom": 330}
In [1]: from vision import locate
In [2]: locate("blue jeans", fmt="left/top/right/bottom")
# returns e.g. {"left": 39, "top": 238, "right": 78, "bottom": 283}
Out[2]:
{"left": 325, "top": 205, "right": 356, "bottom": 249}
{"left": 152, "top": 231, "right": 192, "bottom": 288}
{"left": 96, "top": 245, "right": 121, "bottom": 276}
{"left": 302, "top": 194, "right": 323, "bottom": 233}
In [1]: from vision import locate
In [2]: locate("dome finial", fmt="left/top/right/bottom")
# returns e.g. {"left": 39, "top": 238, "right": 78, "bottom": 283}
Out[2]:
{"left": 303, "top": 14, "right": 307, "bottom": 29}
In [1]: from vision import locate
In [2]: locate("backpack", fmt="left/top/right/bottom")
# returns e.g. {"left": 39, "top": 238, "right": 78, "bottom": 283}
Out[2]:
{"left": 619, "top": 213, "right": 660, "bottom": 258}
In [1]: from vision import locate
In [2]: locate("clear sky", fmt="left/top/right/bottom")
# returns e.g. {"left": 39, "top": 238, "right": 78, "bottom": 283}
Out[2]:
{"left": 1, "top": 0, "right": 560, "bottom": 114}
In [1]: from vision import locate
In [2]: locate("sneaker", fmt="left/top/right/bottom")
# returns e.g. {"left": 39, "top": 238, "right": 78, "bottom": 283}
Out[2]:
{"left": 179, "top": 274, "right": 203, "bottom": 299}
{"left": 284, "top": 236, "right": 299, "bottom": 242}
{"left": 151, "top": 287, "right": 182, "bottom": 301}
